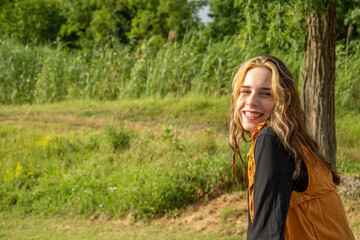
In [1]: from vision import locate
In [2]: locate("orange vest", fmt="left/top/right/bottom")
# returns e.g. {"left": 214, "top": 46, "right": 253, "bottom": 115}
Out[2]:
{"left": 283, "top": 146, "right": 354, "bottom": 240}
{"left": 248, "top": 124, "right": 355, "bottom": 240}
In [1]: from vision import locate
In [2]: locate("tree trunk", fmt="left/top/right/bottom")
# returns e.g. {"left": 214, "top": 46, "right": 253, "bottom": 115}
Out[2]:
{"left": 302, "top": 2, "right": 336, "bottom": 168}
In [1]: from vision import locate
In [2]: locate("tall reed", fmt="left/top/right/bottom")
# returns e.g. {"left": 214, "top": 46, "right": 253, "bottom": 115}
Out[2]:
{"left": 0, "top": 37, "right": 358, "bottom": 112}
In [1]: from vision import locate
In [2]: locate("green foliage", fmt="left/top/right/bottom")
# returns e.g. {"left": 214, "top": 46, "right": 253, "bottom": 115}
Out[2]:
{"left": 0, "top": 0, "right": 202, "bottom": 49}
{"left": 0, "top": 0, "right": 358, "bottom": 51}
{"left": 1, "top": 35, "right": 359, "bottom": 111}
{"left": 161, "top": 125, "right": 184, "bottom": 150}
{"left": 335, "top": 39, "right": 360, "bottom": 113}
{"left": 0, "top": 36, "right": 306, "bottom": 103}
{"left": 89, "top": 6, "right": 117, "bottom": 43}
{"left": 233, "top": 0, "right": 305, "bottom": 50}
{"left": 336, "top": 0, "right": 360, "bottom": 40}
{"left": 0, "top": 111, "right": 236, "bottom": 218}
{"left": 200, "top": 0, "right": 245, "bottom": 41}
{"left": 0, "top": 0, "right": 65, "bottom": 44}
{"left": 0, "top": 40, "right": 40, "bottom": 104}
{"left": 128, "top": 0, "right": 200, "bottom": 42}
{"left": 230, "top": 0, "right": 359, "bottom": 50}
{"left": 59, "top": 0, "right": 134, "bottom": 49}
{"left": 344, "top": 0, "right": 360, "bottom": 37}
{"left": 105, "top": 125, "right": 131, "bottom": 152}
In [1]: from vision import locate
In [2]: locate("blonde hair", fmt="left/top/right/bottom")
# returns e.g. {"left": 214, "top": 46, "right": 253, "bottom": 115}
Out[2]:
{"left": 228, "top": 56, "right": 340, "bottom": 186}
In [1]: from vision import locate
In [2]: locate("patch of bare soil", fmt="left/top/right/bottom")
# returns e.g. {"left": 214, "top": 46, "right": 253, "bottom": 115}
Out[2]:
{"left": 339, "top": 176, "right": 360, "bottom": 240}
{"left": 338, "top": 175, "right": 360, "bottom": 198}
{"left": 160, "top": 191, "right": 248, "bottom": 236}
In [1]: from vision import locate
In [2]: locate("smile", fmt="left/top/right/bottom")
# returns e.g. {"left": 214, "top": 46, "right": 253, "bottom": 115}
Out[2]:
{"left": 243, "top": 111, "right": 263, "bottom": 120}
{"left": 244, "top": 112, "right": 262, "bottom": 117}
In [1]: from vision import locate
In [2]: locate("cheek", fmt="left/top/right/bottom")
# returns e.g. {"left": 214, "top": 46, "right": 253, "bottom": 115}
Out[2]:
{"left": 236, "top": 97, "right": 245, "bottom": 111}
{"left": 265, "top": 100, "right": 276, "bottom": 113}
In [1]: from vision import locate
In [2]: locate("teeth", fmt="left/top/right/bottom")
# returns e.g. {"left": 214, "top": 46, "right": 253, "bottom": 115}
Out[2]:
{"left": 245, "top": 112, "right": 261, "bottom": 117}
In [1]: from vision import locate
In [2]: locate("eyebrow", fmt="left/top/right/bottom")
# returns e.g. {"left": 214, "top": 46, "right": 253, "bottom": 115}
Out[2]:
{"left": 241, "top": 85, "right": 272, "bottom": 91}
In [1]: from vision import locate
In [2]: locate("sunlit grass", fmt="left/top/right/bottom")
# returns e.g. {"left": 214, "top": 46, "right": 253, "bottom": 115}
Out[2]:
{"left": 0, "top": 211, "right": 246, "bottom": 240}
{"left": 0, "top": 96, "right": 358, "bottom": 220}
{"left": 336, "top": 112, "right": 360, "bottom": 177}
{"left": 0, "top": 123, "right": 235, "bottom": 218}
{"left": 0, "top": 96, "right": 245, "bottom": 219}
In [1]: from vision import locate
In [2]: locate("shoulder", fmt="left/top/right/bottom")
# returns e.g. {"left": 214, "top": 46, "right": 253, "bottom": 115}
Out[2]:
{"left": 254, "top": 126, "right": 295, "bottom": 171}
{"left": 255, "top": 126, "right": 282, "bottom": 152}
{"left": 255, "top": 126, "right": 292, "bottom": 161}
{"left": 257, "top": 126, "right": 281, "bottom": 143}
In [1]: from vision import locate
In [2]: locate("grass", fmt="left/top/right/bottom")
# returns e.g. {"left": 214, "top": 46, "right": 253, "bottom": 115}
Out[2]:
{"left": 0, "top": 211, "right": 246, "bottom": 240}
{"left": 0, "top": 96, "right": 245, "bottom": 220}
{"left": 336, "top": 111, "right": 360, "bottom": 177}
{"left": 0, "top": 96, "right": 358, "bottom": 220}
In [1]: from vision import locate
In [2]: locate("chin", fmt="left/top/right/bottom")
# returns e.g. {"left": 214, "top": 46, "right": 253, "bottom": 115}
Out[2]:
{"left": 242, "top": 123, "right": 259, "bottom": 133}
{"left": 242, "top": 120, "right": 266, "bottom": 133}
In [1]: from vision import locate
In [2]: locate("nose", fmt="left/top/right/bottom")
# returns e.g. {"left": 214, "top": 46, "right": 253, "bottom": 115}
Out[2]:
{"left": 246, "top": 93, "right": 258, "bottom": 106}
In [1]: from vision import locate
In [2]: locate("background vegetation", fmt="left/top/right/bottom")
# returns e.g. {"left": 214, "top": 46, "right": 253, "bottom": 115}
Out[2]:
{"left": 0, "top": 0, "right": 359, "bottom": 226}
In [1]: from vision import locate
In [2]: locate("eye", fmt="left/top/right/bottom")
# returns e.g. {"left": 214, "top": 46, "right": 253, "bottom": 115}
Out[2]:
{"left": 260, "top": 92, "right": 272, "bottom": 97}
{"left": 241, "top": 90, "right": 250, "bottom": 94}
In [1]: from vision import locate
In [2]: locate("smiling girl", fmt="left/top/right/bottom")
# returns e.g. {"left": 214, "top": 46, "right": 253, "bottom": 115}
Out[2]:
{"left": 228, "top": 56, "right": 354, "bottom": 240}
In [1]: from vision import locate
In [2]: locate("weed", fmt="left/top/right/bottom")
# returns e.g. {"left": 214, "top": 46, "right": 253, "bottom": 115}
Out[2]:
{"left": 162, "top": 125, "right": 184, "bottom": 151}
{"left": 104, "top": 125, "right": 131, "bottom": 152}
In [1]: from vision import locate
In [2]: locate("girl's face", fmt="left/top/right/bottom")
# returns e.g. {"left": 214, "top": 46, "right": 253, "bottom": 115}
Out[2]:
{"left": 236, "top": 67, "right": 275, "bottom": 134}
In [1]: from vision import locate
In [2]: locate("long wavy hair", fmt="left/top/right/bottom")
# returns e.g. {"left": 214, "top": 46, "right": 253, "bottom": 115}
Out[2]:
{"left": 228, "top": 56, "right": 340, "bottom": 186}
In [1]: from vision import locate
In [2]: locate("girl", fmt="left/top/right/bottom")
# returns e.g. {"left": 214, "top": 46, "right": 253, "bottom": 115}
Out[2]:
{"left": 228, "top": 56, "right": 354, "bottom": 239}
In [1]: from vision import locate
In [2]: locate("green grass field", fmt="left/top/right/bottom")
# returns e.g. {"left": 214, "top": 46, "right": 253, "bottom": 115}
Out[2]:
{"left": 0, "top": 96, "right": 238, "bottom": 219}
{"left": 0, "top": 211, "right": 247, "bottom": 240}
{"left": 0, "top": 96, "right": 359, "bottom": 239}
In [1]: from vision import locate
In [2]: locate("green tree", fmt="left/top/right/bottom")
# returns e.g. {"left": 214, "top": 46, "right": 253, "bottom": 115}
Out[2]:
{"left": 200, "top": 0, "right": 245, "bottom": 41}
{"left": 59, "top": 0, "right": 202, "bottom": 49}
{"left": 0, "top": 0, "right": 65, "bottom": 44}
{"left": 128, "top": 0, "right": 201, "bottom": 41}
{"left": 59, "top": 0, "right": 134, "bottom": 48}
{"left": 236, "top": 1, "right": 304, "bottom": 50}
{"left": 0, "top": 0, "right": 205, "bottom": 49}
{"left": 337, "top": 0, "right": 360, "bottom": 40}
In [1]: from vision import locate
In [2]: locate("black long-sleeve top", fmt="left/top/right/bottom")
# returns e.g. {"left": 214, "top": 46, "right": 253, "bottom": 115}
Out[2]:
{"left": 247, "top": 126, "right": 308, "bottom": 240}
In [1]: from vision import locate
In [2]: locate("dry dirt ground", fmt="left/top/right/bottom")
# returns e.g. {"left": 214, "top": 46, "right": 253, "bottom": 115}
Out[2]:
{"left": 164, "top": 191, "right": 248, "bottom": 236}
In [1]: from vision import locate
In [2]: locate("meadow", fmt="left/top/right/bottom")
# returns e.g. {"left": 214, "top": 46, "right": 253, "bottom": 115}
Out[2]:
{"left": 0, "top": 37, "right": 359, "bottom": 239}
{"left": 0, "top": 96, "right": 359, "bottom": 239}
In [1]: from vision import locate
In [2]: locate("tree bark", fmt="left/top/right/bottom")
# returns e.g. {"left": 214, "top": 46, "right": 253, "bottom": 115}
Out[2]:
{"left": 302, "top": 2, "right": 336, "bottom": 167}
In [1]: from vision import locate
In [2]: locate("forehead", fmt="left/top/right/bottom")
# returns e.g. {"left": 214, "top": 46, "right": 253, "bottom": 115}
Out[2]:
{"left": 242, "top": 67, "right": 272, "bottom": 87}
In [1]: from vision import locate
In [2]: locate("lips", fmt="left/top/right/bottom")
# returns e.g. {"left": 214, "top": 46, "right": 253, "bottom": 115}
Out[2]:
{"left": 243, "top": 111, "right": 264, "bottom": 120}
